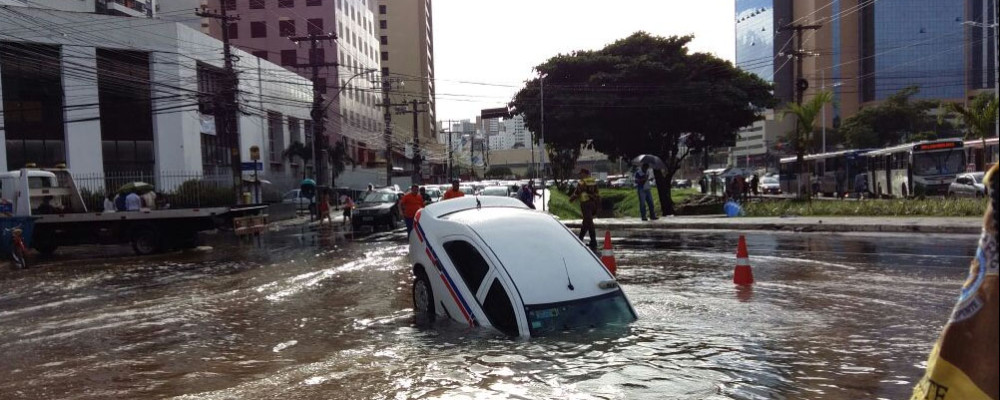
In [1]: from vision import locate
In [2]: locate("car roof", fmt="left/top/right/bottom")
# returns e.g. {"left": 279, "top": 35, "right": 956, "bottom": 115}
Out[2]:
{"left": 422, "top": 198, "right": 613, "bottom": 305}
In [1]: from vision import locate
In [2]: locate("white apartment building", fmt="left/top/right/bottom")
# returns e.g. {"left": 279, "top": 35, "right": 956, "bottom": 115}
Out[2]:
{"left": 0, "top": 6, "right": 312, "bottom": 190}
{"left": 338, "top": 0, "right": 383, "bottom": 157}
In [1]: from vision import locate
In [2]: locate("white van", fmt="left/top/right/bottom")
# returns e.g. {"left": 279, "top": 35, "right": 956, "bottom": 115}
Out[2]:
{"left": 409, "top": 196, "right": 637, "bottom": 337}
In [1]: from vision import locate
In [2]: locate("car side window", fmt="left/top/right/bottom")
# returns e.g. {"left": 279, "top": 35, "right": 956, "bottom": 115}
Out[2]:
{"left": 442, "top": 240, "right": 490, "bottom": 294}
{"left": 482, "top": 278, "right": 518, "bottom": 336}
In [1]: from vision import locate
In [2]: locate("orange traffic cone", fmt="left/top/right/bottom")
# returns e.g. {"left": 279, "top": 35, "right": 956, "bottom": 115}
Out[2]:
{"left": 600, "top": 231, "right": 617, "bottom": 276}
{"left": 733, "top": 235, "right": 754, "bottom": 285}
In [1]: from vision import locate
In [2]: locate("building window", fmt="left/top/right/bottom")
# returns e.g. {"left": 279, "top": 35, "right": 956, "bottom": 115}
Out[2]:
{"left": 380, "top": 35, "right": 387, "bottom": 45}
{"left": 381, "top": 67, "right": 389, "bottom": 76}
{"left": 96, "top": 49, "right": 155, "bottom": 174}
{"left": 309, "top": 48, "right": 325, "bottom": 64}
{"left": 281, "top": 49, "right": 297, "bottom": 66}
{"left": 1, "top": 42, "right": 66, "bottom": 170}
{"left": 315, "top": 77, "right": 327, "bottom": 94}
{"left": 226, "top": 22, "right": 238, "bottom": 39}
{"left": 307, "top": 18, "right": 324, "bottom": 35}
{"left": 252, "top": 50, "right": 269, "bottom": 60}
{"left": 379, "top": 20, "right": 386, "bottom": 29}
{"left": 250, "top": 21, "right": 267, "bottom": 38}
{"left": 279, "top": 20, "right": 296, "bottom": 37}
{"left": 380, "top": 51, "right": 388, "bottom": 61}
{"left": 250, "top": 0, "right": 265, "bottom": 9}
{"left": 267, "top": 111, "right": 284, "bottom": 165}
{"left": 379, "top": 4, "right": 386, "bottom": 14}
{"left": 279, "top": 0, "right": 294, "bottom": 7}
{"left": 306, "top": 0, "right": 321, "bottom": 5}
{"left": 223, "top": 0, "right": 235, "bottom": 10}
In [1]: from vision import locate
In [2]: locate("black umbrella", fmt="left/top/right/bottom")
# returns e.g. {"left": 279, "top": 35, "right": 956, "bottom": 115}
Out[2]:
{"left": 632, "top": 154, "right": 666, "bottom": 169}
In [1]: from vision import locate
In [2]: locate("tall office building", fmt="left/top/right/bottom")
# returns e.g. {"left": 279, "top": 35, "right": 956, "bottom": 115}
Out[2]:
{"left": 734, "top": 0, "right": 997, "bottom": 164}
{"left": 201, "top": 0, "right": 382, "bottom": 177}
{"left": 377, "top": 0, "right": 436, "bottom": 155}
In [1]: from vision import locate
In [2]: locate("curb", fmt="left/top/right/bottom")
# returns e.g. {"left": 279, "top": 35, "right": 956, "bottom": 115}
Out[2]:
{"left": 561, "top": 220, "right": 981, "bottom": 235}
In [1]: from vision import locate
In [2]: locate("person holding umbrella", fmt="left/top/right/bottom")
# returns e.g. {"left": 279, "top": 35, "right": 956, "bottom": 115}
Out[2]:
{"left": 634, "top": 162, "right": 658, "bottom": 221}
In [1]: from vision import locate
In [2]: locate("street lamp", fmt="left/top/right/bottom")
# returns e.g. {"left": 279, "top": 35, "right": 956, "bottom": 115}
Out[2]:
{"left": 962, "top": 20, "right": 999, "bottom": 139}
{"left": 539, "top": 72, "right": 548, "bottom": 211}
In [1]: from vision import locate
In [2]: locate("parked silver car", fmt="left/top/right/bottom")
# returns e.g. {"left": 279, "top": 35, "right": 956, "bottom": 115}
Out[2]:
{"left": 947, "top": 172, "right": 987, "bottom": 198}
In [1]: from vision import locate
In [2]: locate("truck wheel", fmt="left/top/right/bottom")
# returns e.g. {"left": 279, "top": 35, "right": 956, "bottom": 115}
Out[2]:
{"left": 413, "top": 268, "right": 436, "bottom": 325}
{"left": 131, "top": 227, "right": 162, "bottom": 255}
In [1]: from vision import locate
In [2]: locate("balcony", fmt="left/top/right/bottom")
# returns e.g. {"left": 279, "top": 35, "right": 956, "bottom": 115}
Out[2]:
{"left": 104, "top": 0, "right": 148, "bottom": 17}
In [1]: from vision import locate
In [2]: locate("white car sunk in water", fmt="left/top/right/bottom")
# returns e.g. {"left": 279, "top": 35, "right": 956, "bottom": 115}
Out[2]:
{"left": 409, "top": 196, "right": 637, "bottom": 337}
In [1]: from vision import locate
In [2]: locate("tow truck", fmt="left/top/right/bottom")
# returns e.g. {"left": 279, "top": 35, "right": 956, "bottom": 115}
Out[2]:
{"left": 0, "top": 167, "right": 264, "bottom": 256}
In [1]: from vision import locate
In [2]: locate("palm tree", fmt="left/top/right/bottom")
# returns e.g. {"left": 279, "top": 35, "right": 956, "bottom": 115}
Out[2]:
{"left": 327, "top": 139, "right": 353, "bottom": 187}
{"left": 282, "top": 141, "right": 312, "bottom": 179}
{"left": 782, "top": 91, "right": 833, "bottom": 198}
{"left": 946, "top": 92, "right": 998, "bottom": 168}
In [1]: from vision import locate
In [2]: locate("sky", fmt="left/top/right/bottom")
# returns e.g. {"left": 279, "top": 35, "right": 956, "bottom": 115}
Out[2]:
{"left": 431, "top": 0, "right": 737, "bottom": 124}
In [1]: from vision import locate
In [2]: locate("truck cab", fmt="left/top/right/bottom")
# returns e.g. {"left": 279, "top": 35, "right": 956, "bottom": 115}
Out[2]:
{"left": 0, "top": 168, "right": 89, "bottom": 216}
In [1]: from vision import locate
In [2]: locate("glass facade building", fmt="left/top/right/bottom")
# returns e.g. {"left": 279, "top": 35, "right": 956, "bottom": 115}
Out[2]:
{"left": 861, "top": 0, "right": 967, "bottom": 101}
{"left": 735, "top": 0, "right": 775, "bottom": 81}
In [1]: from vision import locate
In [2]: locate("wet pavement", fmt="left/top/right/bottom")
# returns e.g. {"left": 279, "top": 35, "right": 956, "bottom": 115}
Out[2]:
{"left": 0, "top": 224, "right": 979, "bottom": 399}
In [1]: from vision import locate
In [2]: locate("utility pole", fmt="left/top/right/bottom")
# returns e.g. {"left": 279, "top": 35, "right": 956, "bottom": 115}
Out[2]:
{"left": 780, "top": 23, "right": 822, "bottom": 105}
{"left": 198, "top": 7, "right": 242, "bottom": 203}
{"left": 396, "top": 99, "right": 428, "bottom": 184}
{"left": 289, "top": 33, "right": 337, "bottom": 186}
{"left": 375, "top": 76, "right": 407, "bottom": 186}
{"left": 443, "top": 119, "right": 454, "bottom": 180}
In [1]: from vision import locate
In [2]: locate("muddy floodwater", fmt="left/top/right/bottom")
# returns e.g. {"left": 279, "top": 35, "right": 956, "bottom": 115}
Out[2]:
{"left": 0, "top": 227, "right": 978, "bottom": 399}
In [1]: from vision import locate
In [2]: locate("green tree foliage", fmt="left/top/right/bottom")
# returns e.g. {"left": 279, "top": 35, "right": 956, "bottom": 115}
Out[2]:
{"left": 510, "top": 32, "right": 775, "bottom": 214}
{"left": 842, "top": 86, "right": 952, "bottom": 148}
{"left": 327, "top": 139, "right": 353, "bottom": 187}
{"left": 782, "top": 91, "right": 832, "bottom": 197}
{"left": 945, "top": 91, "right": 998, "bottom": 141}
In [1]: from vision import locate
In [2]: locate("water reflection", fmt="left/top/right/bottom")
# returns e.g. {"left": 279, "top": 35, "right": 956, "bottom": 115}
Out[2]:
{"left": 0, "top": 229, "right": 977, "bottom": 399}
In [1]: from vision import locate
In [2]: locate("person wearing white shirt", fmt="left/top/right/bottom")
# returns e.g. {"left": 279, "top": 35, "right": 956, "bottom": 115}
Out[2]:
{"left": 103, "top": 194, "right": 116, "bottom": 213}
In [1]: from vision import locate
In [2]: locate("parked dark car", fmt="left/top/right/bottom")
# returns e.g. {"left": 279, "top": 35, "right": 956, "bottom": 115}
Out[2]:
{"left": 352, "top": 190, "right": 402, "bottom": 231}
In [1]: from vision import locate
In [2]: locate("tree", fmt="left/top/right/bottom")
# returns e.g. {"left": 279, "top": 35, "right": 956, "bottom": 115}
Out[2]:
{"left": 781, "top": 91, "right": 832, "bottom": 197}
{"left": 842, "top": 86, "right": 952, "bottom": 148}
{"left": 945, "top": 91, "right": 998, "bottom": 142}
{"left": 282, "top": 141, "right": 312, "bottom": 179}
{"left": 510, "top": 32, "right": 775, "bottom": 215}
{"left": 327, "top": 139, "right": 353, "bottom": 187}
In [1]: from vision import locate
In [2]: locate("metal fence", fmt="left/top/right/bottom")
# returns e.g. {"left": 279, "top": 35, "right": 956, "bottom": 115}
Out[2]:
{"left": 73, "top": 170, "right": 235, "bottom": 211}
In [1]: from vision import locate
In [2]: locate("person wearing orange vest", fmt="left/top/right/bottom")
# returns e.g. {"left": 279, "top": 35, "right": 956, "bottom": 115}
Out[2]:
{"left": 399, "top": 184, "right": 425, "bottom": 235}
{"left": 442, "top": 180, "right": 465, "bottom": 200}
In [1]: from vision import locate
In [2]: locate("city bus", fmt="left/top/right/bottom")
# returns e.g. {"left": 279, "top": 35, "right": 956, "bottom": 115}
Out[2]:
{"left": 964, "top": 137, "right": 998, "bottom": 172}
{"left": 864, "top": 139, "right": 966, "bottom": 198}
{"left": 778, "top": 149, "right": 872, "bottom": 196}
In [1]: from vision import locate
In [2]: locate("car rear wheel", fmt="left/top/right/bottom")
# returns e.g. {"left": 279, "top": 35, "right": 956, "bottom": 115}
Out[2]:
{"left": 413, "top": 268, "right": 436, "bottom": 325}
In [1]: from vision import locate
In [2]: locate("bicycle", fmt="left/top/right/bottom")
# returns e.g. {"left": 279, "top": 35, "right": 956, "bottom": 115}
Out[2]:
{"left": 4, "top": 225, "right": 28, "bottom": 270}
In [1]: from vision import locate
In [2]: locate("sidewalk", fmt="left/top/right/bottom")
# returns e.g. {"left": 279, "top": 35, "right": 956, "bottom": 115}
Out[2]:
{"left": 560, "top": 215, "right": 982, "bottom": 234}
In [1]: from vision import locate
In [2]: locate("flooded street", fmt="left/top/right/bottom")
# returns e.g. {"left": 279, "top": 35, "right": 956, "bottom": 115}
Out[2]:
{"left": 0, "top": 225, "right": 978, "bottom": 399}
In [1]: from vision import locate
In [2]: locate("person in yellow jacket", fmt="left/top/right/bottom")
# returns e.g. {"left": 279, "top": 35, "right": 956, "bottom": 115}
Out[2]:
{"left": 912, "top": 163, "right": 998, "bottom": 400}
{"left": 570, "top": 168, "right": 600, "bottom": 250}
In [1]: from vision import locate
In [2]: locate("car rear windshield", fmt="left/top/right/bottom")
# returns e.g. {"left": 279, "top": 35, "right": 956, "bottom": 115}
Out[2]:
{"left": 525, "top": 290, "right": 636, "bottom": 336}
{"left": 362, "top": 192, "right": 396, "bottom": 203}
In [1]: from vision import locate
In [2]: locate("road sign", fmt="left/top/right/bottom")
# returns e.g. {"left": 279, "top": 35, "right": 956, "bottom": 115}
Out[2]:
{"left": 250, "top": 145, "right": 260, "bottom": 161}
{"left": 241, "top": 162, "right": 262, "bottom": 171}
